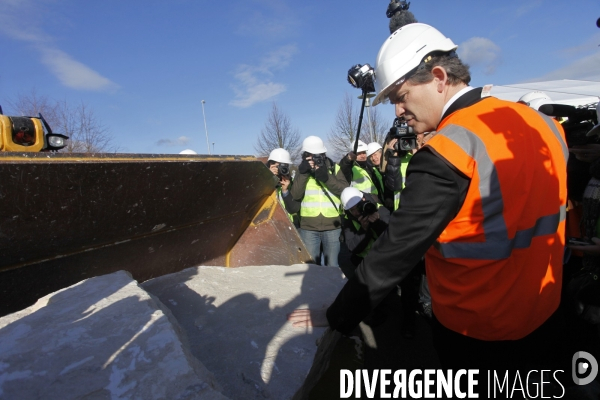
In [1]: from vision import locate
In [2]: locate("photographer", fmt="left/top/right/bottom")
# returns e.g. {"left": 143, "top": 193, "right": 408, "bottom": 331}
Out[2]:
{"left": 290, "top": 136, "right": 348, "bottom": 267}
{"left": 339, "top": 140, "right": 384, "bottom": 204}
{"left": 266, "top": 148, "right": 300, "bottom": 228}
{"left": 339, "top": 187, "right": 390, "bottom": 275}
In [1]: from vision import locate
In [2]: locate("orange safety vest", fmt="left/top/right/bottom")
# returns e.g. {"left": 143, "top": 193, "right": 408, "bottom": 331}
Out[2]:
{"left": 425, "top": 97, "right": 568, "bottom": 341}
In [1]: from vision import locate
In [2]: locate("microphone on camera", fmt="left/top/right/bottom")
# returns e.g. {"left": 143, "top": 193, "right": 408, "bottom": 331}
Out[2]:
{"left": 387, "top": 0, "right": 418, "bottom": 34}
{"left": 538, "top": 104, "right": 577, "bottom": 118}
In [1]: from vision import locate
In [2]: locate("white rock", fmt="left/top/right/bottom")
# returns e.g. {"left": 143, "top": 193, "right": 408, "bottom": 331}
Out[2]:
{"left": 0, "top": 270, "right": 228, "bottom": 400}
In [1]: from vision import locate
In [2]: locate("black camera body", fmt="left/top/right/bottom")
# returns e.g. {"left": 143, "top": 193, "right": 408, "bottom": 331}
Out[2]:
{"left": 277, "top": 163, "right": 290, "bottom": 176}
{"left": 356, "top": 199, "right": 377, "bottom": 216}
{"left": 388, "top": 117, "right": 417, "bottom": 151}
{"left": 347, "top": 64, "right": 375, "bottom": 93}
{"left": 311, "top": 153, "right": 327, "bottom": 168}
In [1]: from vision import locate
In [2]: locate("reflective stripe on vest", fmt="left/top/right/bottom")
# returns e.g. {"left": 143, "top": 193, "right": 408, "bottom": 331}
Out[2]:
{"left": 351, "top": 165, "right": 377, "bottom": 194}
{"left": 300, "top": 177, "right": 341, "bottom": 218}
{"left": 424, "top": 96, "right": 568, "bottom": 341}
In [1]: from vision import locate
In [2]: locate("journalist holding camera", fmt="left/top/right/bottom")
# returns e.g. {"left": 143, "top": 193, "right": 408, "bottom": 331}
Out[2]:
{"left": 266, "top": 148, "right": 300, "bottom": 228}
{"left": 290, "top": 136, "right": 348, "bottom": 267}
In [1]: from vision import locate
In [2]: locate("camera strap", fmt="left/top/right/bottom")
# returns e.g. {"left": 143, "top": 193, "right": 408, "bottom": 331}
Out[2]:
{"left": 316, "top": 180, "right": 346, "bottom": 241}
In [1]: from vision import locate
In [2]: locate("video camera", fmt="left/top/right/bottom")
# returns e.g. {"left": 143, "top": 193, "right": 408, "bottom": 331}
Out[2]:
{"left": 538, "top": 103, "right": 599, "bottom": 147}
{"left": 387, "top": 117, "right": 417, "bottom": 151}
{"left": 356, "top": 199, "right": 378, "bottom": 217}
{"left": 347, "top": 64, "right": 375, "bottom": 93}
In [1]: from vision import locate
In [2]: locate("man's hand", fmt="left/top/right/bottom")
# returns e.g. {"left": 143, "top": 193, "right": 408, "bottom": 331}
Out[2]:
{"left": 568, "top": 237, "right": 600, "bottom": 256}
{"left": 298, "top": 159, "right": 312, "bottom": 174}
{"left": 269, "top": 164, "right": 279, "bottom": 175}
{"left": 280, "top": 175, "right": 291, "bottom": 192}
{"left": 346, "top": 152, "right": 357, "bottom": 162}
{"left": 314, "top": 164, "right": 329, "bottom": 182}
{"left": 357, "top": 212, "right": 379, "bottom": 231}
{"left": 570, "top": 144, "right": 600, "bottom": 163}
{"left": 287, "top": 308, "right": 330, "bottom": 328}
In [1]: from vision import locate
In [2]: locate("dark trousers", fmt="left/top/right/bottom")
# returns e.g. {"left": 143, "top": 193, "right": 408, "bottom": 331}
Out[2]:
{"left": 432, "top": 307, "right": 569, "bottom": 397}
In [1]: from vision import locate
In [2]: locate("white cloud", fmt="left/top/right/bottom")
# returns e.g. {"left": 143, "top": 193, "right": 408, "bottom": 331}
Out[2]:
{"left": 516, "top": 0, "right": 543, "bottom": 17}
{"left": 458, "top": 37, "right": 502, "bottom": 75}
{"left": 39, "top": 48, "right": 118, "bottom": 91}
{"left": 156, "top": 136, "right": 191, "bottom": 147}
{"left": 529, "top": 52, "right": 600, "bottom": 82}
{"left": 0, "top": 0, "right": 118, "bottom": 92}
{"left": 230, "top": 45, "right": 297, "bottom": 108}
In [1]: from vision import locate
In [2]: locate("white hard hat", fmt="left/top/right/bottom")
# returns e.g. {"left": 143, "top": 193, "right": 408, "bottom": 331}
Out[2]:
{"left": 179, "top": 149, "right": 197, "bottom": 154}
{"left": 268, "top": 148, "right": 292, "bottom": 164}
{"left": 366, "top": 142, "right": 383, "bottom": 157}
{"left": 372, "top": 23, "right": 458, "bottom": 106}
{"left": 341, "top": 187, "right": 364, "bottom": 210}
{"left": 518, "top": 91, "right": 552, "bottom": 110}
{"left": 586, "top": 102, "right": 600, "bottom": 137}
{"left": 301, "top": 136, "right": 327, "bottom": 154}
{"left": 354, "top": 140, "right": 368, "bottom": 153}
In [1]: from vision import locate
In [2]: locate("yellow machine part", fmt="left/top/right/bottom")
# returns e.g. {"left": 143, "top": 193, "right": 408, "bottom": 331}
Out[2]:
{"left": 0, "top": 115, "right": 45, "bottom": 152}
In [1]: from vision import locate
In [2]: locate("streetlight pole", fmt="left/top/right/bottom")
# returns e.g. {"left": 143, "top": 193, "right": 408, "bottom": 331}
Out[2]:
{"left": 201, "top": 100, "right": 211, "bottom": 155}
{"left": 212, "top": 142, "right": 215, "bottom": 154}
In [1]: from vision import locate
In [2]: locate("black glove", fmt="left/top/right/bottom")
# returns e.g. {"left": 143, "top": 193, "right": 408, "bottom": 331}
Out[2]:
{"left": 298, "top": 159, "right": 312, "bottom": 174}
{"left": 314, "top": 165, "right": 330, "bottom": 182}
{"left": 339, "top": 153, "right": 355, "bottom": 184}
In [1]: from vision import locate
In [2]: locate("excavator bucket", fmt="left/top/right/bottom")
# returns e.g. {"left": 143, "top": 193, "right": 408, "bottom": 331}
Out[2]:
{"left": 0, "top": 152, "right": 312, "bottom": 316}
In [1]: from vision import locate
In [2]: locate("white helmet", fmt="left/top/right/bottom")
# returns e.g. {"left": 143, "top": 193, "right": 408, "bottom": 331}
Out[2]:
{"left": 366, "top": 142, "right": 383, "bottom": 157}
{"left": 518, "top": 91, "right": 552, "bottom": 110}
{"left": 268, "top": 148, "right": 292, "bottom": 164}
{"left": 301, "top": 136, "right": 327, "bottom": 154}
{"left": 372, "top": 23, "right": 458, "bottom": 106}
{"left": 354, "top": 140, "right": 368, "bottom": 153}
{"left": 179, "top": 149, "right": 197, "bottom": 154}
{"left": 341, "top": 187, "right": 364, "bottom": 210}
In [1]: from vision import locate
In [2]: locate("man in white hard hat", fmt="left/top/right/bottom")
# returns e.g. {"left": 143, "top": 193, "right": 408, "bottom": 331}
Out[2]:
{"left": 266, "top": 148, "right": 300, "bottom": 228}
{"left": 289, "top": 22, "right": 569, "bottom": 389}
{"left": 290, "top": 136, "right": 348, "bottom": 267}
{"left": 338, "top": 187, "right": 389, "bottom": 277}
{"left": 339, "top": 140, "right": 386, "bottom": 203}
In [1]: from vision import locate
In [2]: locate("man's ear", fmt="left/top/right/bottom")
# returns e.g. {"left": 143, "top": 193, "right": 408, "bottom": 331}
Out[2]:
{"left": 431, "top": 66, "right": 448, "bottom": 93}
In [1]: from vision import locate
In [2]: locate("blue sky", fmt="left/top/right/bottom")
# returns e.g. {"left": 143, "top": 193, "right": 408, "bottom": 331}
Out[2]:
{"left": 1, "top": 0, "right": 599, "bottom": 156}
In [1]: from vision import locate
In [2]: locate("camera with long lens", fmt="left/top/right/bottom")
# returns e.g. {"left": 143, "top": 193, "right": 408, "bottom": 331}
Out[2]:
{"left": 388, "top": 117, "right": 417, "bottom": 151}
{"left": 311, "top": 153, "right": 327, "bottom": 168}
{"left": 538, "top": 103, "right": 599, "bottom": 148}
{"left": 356, "top": 199, "right": 377, "bottom": 216}
{"left": 277, "top": 163, "right": 290, "bottom": 177}
{"left": 347, "top": 64, "right": 376, "bottom": 93}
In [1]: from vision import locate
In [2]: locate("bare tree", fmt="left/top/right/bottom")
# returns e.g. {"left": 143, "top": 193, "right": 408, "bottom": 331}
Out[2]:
{"left": 55, "top": 100, "right": 117, "bottom": 153}
{"left": 254, "top": 102, "right": 301, "bottom": 163}
{"left": 6, "top": 90, "right": 118, "bottom": 153}
{"left": 327, "top": 93, "right": 394, "bottom": 160}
